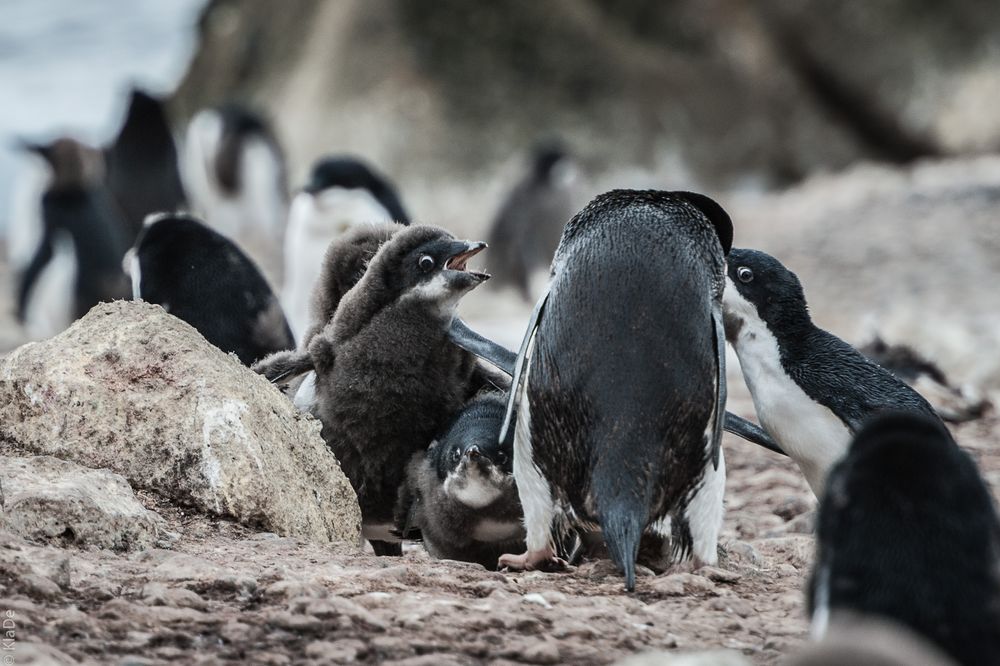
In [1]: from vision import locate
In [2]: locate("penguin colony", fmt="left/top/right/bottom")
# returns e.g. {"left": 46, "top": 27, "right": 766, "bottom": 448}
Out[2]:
{"left": 11, "top": 89, "right": 1000, "bottom": 665}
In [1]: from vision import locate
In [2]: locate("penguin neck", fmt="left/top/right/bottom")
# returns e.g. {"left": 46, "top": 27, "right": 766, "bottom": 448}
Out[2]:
{"left": 732, "top": 315, "right": 849, "bottom": 496}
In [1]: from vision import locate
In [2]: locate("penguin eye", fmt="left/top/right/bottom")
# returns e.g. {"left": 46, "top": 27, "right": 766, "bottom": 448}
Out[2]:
{"left": 495, "top": 450, "right": 507, "bottom": 465}
{"left": 450, "top": 448, "right": 461, "bottom": 463}
{"left": 418, "top": 255, "right": 435, "bottom": 272}
{"left": 737, "top": 267, "right": 754, "bottom": 284}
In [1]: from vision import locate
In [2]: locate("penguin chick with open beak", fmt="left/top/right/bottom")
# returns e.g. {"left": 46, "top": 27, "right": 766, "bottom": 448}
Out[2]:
{"left": 723, "top": 248, "right": 940, "bottom": 496}
{"left": 253, "top": 225, "right": 491, "bottom": 555}
{"left": 395, "top": 392, "right": 524, "bottom": 568}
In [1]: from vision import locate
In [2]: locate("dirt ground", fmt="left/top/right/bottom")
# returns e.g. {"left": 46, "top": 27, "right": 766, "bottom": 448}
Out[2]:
{"left": 2, "top": 391, "right": 997, "bottom": 665}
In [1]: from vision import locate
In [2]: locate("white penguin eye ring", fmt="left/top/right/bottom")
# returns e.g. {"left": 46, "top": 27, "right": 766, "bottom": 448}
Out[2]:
{"left": 737, "top": 267, "right": 754, "bottom": 283}
{"left": 419, "top": 255, "right": 435, "bottom": 272}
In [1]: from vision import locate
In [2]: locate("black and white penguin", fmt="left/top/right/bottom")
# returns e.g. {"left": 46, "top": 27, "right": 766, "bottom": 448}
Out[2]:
{"left": 808, "top": 411, "right": 1000, "bottom": 666}
{"left": 395, "top": 392, "right": 525, "bottom": 568}
{"left": 496, "top": 189, "right": 733, "bottom": 591}
{"left": 486, "top": 142, "right": 578, "bottom": 302}
{"left": 104, "top": 88, "right": 187, "bottom": 244}
{"left": 253, "top": 225, "right": 489, "bottom": 555}
{"left": 182, "top": 103, "right": 288, "bottom": 279}
{"left": 722, "top": 248, "right": 939, "bottom": 496}
{"left": 281, "top": 156, "right": 410, "bottom": 342}
{"left": 860, "top": 336, "right": 989, "bottom": 423}
{"left": 129, "top": 213, "right": 294, "bottom": 366}
{"left": 16, "top": 138, "right": 130, "bottom": 339}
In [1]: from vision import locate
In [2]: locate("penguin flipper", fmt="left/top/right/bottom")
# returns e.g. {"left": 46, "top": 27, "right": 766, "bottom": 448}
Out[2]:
{"left": 448, "top": 318, "right": 516, "bottom": 375}
{"left": 499, "top": 284, "right": 550, "bottom": 447}
{"left": 251, "top": 348, "right": 314, "bottom": 384}
{"left": 710, "top": 302, "right": 727, "bottom": 469}
{"left": 16, "top": 233, "right": 54, "bottom": 323}
{"left": 722, "top": 413, "right": 787, "bottom": 456}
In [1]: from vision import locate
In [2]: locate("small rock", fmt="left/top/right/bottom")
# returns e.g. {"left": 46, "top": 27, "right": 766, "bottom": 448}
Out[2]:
{"left": 19, "top": 573, "right": 62, "bottom": 600}
{"left": 0, "top": 455, "right": 166, "bottom": 552}
{"left": 649, "top": 573, "right": 718, "bottom": 597}
{"left": 522, "top": 593, "right": 552, "bottom": 609}
{"left": 696, "top": 566, "right": 742, "bottom": 584}
{"left": 306, "top": 638, "right": 367, "bottom": 661}
{"left": 518, "top": 640, "right": 561, "bottom": 665}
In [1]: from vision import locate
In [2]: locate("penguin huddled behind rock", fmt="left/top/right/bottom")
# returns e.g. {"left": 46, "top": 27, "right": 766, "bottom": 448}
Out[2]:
{"left": 254, "top": 225, "right": 493, "bottom": 555}
{"left": 722, "top": 248, "right": 940, "bottom": 496}
{"left": 495, "top": 189, "right": 734, "bottom": 591}
{"left": 809, "top": 411, "right": 1000, "bottom": 665}
{"left": 395, "top": 392, "right": 525, "bottom": 568}
{"left": 129, "top": 213, "right": 294, "bottom": 366}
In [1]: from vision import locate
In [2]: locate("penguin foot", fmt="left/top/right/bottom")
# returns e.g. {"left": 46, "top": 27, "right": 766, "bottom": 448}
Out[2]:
{"left": 498, "top": 548, "right": 568, "bottom": 573}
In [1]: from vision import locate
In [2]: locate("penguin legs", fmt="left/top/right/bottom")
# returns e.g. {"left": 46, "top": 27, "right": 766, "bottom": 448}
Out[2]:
{"left": 498, "top": 370, "right": 566, "bottom": 572}
{"left": 683, "top": 450, "right": 726, "bottom": 566}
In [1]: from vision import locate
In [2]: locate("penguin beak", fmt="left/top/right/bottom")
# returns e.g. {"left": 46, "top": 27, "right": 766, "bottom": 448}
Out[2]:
{"left": 444, "top": 241, "right": 490, "bottom": 285}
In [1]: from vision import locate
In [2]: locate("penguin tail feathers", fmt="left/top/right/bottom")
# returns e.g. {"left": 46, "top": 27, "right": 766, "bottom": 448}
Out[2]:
{"left": 598, "top": 499, "right": 646, "bottom": 592}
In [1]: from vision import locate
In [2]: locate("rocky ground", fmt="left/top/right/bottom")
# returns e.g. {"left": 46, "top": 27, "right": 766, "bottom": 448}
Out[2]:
{"left": 1, "top": 157, "right": 999, "bottom": 665}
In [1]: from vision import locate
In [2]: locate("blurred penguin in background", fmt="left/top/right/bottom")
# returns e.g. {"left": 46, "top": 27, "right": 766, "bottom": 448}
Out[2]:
{"left": 487, "top": 140, "right": 579, "bottom": 302}
{"left": 104, "top": 88, "right": 187, "bottom": 244}
{"left": 280, "top": 155, "right": 411, "bottom": 343}
{"left": 182, "top": 103, "right": 288, "bottom": 281}
{"left": 16, "top": 138, "right": 130, "bottom": 339}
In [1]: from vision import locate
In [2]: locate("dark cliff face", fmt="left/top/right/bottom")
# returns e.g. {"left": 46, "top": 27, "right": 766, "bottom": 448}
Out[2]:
{"left": 171, "top": 0, "right": 1000, "bottom": 192}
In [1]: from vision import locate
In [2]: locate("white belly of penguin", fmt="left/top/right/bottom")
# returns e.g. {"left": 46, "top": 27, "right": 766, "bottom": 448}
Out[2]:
{"left": 734, "top": 328, "right": 851, "bottom": 497}
{"left": 472, "top": 519, "right": 524, "bottom": 543}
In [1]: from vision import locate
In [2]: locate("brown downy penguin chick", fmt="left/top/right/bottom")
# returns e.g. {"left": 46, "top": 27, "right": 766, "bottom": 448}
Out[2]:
{"left": 284, "top": 222, "right": 403, "bottom": 410}
{"left": 253, "top": 225, "right": 491, "bottom": 555}
{"left": 395, "top": 392, "right": 524, "bottom": 568}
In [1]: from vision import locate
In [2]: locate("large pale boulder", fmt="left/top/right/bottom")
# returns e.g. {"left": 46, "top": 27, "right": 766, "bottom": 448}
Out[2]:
{"left": 0, "top": 301, "right": 360, "bottom": 545}
{"left": 0, "top": 454, "right": 165, "bottom": 551}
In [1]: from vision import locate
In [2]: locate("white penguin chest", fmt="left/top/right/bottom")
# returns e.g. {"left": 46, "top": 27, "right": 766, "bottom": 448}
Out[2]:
{"left": 734, "top": 331, "right": 851, "bottom": 496}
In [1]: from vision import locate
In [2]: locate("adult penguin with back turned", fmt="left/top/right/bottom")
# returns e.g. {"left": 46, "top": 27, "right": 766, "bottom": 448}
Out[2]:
{"left": 494, "top": 189, "right": 734, "bottom": 591}
{"left": 129, "top": 213, "right": 294, "bottom": 366}
{"left": 722, "top": 248, "right": 939, "bottom": 496}
{"left": 808, "top": 411, "right": 1000, "bottom": 665}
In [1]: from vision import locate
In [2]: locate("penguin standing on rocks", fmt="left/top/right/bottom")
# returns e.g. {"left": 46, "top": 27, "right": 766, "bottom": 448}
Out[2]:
{"left": 16, "top": 139, "right": 130, "bottom": 339}
{"left": 487, "top": 142, "right": 578, "bottom": 302}
{"left": 808, "top": 411, "right": 1000, "bottom": 665}
{"left": 254, "top": 225, "right": 490, "bottom": 555}
{"left": 104, "top": 88, "right": 187, "bottom": 244}
{"left": 281, "top": 156, "right": 410, "bottom": 343}
{"left": 722, "top": 248, "right": 939, "bottom": 496}
{"left": 129, "top": 213, "right": 294, "bottom": 366}
{"left": 395, "top": 392, "right": 525, "bottom": 568}
{"left": 496, "top": 190, "right": 734, "bottom": 591}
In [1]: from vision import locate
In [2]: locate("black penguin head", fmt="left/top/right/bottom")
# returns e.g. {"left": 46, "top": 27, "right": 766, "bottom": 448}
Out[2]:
{"left": 302, "top": 156, "right": 410, "bottom": 223}
{"left": 431, "top": 394, "right": 513, "bottom": 508}
{"left": 366, "top": 225, "right": 490, "bottom": 315}
{"left": 832, "top": 411, "right": 962, "bottom": 501}
{"left": 723, "top": 248, "right": 811, "bottom": 344}
{"left": 530, "top": 140, "right": 576, "bottom": 186}
{"left": 21, "top": 138, "right": 104, "bottom": 192}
